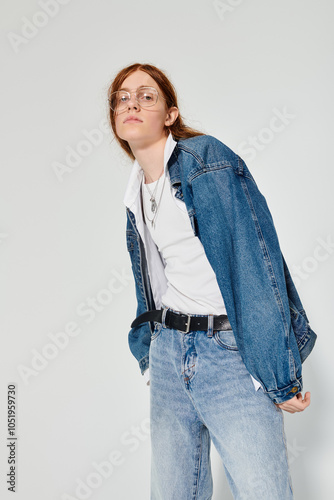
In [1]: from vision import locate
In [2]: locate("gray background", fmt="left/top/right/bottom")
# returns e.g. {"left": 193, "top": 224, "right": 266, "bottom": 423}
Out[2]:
{"left": 0, "top": 0, "right": 333, "bottom": 498}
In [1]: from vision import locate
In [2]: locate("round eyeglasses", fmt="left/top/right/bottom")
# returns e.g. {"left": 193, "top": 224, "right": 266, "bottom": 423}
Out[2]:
{"left": 109, "top": 86, "right": 166, "bottom": 112}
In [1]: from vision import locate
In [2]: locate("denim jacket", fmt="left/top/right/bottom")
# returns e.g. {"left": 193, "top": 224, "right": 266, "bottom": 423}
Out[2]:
{"left": 124, "top": 133, "right": 317, "bottom": 404}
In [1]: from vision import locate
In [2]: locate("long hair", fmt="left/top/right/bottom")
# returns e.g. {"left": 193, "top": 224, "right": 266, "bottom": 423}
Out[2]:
{"left": 107, "top": 63, "right": 205, "bottom": 161}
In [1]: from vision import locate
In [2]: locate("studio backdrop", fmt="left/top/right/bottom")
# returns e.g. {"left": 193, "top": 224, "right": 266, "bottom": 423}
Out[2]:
{"left": 0, "top": 0, "right": 333, "bottom": 499}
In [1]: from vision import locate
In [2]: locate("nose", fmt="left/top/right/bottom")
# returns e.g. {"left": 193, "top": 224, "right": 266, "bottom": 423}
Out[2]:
{"left": 127, "top": 92, "right": 139, "bottom": 110}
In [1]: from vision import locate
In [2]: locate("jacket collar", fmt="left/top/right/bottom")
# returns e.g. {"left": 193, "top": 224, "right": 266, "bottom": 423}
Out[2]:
{"left": 123, "top": 132, "right": 178, "bottom": 210}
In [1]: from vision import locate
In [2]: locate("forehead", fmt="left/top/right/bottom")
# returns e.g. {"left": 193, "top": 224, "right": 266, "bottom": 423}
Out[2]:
{"left": 119, "top": 70, "right": 158, "bottom": 91}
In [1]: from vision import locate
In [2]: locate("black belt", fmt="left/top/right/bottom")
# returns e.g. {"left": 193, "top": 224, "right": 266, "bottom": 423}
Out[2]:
{"left": 131, "top": 309, "right": 232, "bottom": 334}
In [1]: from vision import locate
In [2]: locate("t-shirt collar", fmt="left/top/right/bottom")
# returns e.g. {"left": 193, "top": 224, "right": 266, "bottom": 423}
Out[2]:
{"left": 123, "top": 131, "right": 177, "bottom": 209}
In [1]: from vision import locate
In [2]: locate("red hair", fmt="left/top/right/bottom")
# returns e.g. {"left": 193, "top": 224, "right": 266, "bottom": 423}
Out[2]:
{"left": 107, "top": 63, "right": 205, "bottom": 160}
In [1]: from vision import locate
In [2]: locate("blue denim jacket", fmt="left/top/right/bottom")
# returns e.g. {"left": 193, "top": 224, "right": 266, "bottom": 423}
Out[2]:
{"left": 125, "top": 133, "right": 317, "bottom": 404}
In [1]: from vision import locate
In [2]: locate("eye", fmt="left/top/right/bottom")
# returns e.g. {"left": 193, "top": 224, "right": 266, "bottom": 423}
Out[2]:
{"left": 137, "top": 89, "right": 155, "bottom": 101}
{"left": 118, "top": 93, "right": 129, "bottom": 103}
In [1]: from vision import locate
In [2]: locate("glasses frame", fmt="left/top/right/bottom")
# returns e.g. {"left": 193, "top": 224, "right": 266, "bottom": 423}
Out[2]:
{"left": 109, "top": 86, "right": 166, "bottom": 112}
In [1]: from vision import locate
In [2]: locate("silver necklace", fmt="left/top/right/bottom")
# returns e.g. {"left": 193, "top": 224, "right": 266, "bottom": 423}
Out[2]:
{"left": 143, "top": 171, "right": 166, "bottom": 228}
{"left": 145, "top": 175, "right": 161, "bottom": 213}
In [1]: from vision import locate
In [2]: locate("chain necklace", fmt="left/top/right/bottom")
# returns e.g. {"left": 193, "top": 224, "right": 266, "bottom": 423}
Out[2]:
{"left": 145, "top": 175, "right": 161, "bottom": 213}
{"left": 142, "top": 169, "right": 166, "bottom": 228}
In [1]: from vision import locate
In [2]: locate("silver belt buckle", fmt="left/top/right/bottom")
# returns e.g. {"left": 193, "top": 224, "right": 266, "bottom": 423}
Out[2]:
{"left": 182, "top": 314, "right": 191, "bottom": 333}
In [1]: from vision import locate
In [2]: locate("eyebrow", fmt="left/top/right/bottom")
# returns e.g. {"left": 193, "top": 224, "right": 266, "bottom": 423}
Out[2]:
{"left": 118, "top": 85, "right": 152, "bottom": 91}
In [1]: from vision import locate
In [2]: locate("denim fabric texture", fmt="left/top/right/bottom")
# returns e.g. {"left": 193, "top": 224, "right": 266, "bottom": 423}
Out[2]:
{"left": 125, "top": 134, "right": 317, "bottom": 404}
{"left": 149, "top": 317, "right": 294, "bottom": 499}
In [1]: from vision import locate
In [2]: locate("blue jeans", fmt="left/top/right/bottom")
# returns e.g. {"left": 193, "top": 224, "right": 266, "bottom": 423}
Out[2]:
{"left": 149, "top": 310, "right": 294, "bottom": 500}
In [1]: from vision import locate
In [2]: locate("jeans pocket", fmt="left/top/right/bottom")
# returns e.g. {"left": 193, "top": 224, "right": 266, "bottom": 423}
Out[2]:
{"left": 213, "top": 329, "right": 238, "bottom": 351}
{"left": 151, "top": 322, "right": 163, "bottom": 341}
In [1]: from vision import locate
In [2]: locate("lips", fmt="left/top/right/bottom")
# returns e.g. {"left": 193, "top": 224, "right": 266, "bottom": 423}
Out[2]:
{"left": 124, "top": 117, "right": 143, "bottom": 123}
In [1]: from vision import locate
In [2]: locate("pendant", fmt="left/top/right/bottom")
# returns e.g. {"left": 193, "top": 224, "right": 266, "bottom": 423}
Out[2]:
{"left": 150, "top": 197, "right": 157, "bottom": 212}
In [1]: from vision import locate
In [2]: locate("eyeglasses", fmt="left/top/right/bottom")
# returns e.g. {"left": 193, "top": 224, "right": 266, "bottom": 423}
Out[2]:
{"left": 109, "top": 86, "right": 166, "bottom": 112}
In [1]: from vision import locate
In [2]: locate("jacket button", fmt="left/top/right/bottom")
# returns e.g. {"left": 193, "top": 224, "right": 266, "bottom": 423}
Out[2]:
{"left": 289, "top": 387, "right": 298, "bottom": 394}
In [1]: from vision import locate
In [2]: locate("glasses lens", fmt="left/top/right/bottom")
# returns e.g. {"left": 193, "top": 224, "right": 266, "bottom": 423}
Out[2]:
{"left": 136, "top": 87, "right": 158, "bottom": 107}
{"left": 110, "top": 91, "right": 129, "bottom": 111}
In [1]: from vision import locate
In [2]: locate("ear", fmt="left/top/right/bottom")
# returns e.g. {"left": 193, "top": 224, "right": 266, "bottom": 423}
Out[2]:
{"left": 165, "top": 106, "right": 179, "bottom": 126}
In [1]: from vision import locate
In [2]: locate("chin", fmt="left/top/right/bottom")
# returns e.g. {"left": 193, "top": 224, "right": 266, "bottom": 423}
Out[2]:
{"left": 119, "top": 129, "right": 146, "bottom": 142}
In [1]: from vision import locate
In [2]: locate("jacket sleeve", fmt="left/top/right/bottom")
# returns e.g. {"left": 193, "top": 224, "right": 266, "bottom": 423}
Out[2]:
{"left": 188, "top": 137, "right": 316, "bottom": 403}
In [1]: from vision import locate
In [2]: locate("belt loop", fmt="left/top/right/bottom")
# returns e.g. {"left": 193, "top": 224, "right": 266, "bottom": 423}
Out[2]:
{"left": 207, "top": 314, "right": 214, "bottom": 338}
{"left": 161, "top": 307, "right": 168, "bottom": 328}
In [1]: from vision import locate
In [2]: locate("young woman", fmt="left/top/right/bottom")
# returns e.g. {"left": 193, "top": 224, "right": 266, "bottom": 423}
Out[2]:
{"left": 107, "top": 63, "right": 316, "bottom": 500}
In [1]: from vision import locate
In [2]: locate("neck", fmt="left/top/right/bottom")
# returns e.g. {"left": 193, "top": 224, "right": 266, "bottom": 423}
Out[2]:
{"left": 131, "top": 134, "right": 168, "bottom": 184}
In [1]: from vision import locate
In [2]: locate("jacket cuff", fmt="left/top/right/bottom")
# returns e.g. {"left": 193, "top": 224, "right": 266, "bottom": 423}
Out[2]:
{"left": 263, "top": 377, "right": 303, "bottom": 404}
{"left": 139, "top": 354, "right": 149, "bottom": 375}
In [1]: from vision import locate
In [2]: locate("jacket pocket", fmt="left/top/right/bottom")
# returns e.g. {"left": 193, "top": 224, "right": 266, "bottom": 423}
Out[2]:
{"left": 213, "top": 329, "right": 238, "bottom": 351}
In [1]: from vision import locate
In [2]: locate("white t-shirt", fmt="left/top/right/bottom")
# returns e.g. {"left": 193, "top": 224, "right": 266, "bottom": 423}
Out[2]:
{"left": 141, "top": 169, "right": 227, "bottom": 316}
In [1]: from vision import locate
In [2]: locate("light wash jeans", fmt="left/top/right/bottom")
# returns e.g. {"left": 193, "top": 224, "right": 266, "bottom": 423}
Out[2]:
{"left": 149, "top": 309, "right": 294, "bottom": 500}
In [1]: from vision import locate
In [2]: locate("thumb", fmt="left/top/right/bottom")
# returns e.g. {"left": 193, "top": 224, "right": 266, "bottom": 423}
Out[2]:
{"left": 303, "top": 391, "right": 311, "bottom": 403}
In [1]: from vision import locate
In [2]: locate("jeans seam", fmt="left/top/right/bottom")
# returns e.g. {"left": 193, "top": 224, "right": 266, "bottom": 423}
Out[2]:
{"left": 193, "top": 425, "right": 203, "bottom": 500}
{"left": 181, "top": 334, "right": 197, "bottom": 385}
{"left": 280, "top": 413, "right": 294, "bottom": 496}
